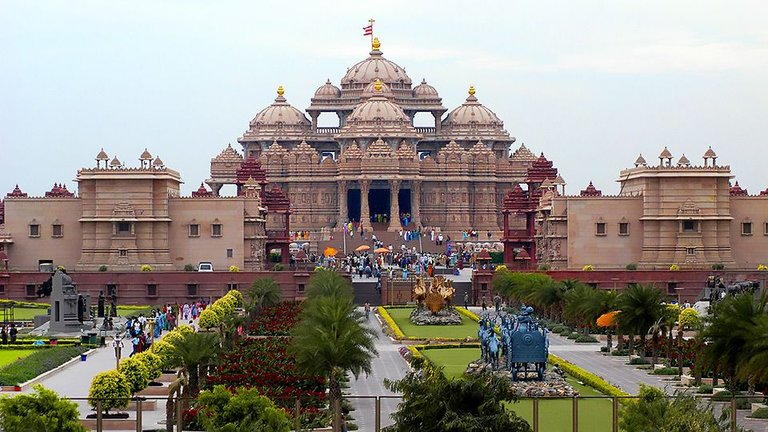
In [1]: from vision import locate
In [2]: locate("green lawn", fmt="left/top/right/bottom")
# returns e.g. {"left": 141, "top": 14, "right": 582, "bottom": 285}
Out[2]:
{"left": 1, "top": 305, "right": 154, "bottom": 321}
{"left": 0, "top": 350, "right": 37, "bottom": 368}
{"left": 422, "top": 347, "right": 615, "bottom": 432}
{"left": 386, "top": 307, "right": 477, "bottom": 339}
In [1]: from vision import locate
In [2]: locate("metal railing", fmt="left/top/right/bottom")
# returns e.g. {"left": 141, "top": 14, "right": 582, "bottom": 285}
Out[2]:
{"left": 62, "top": 393, "right": 766, "bottom": 431}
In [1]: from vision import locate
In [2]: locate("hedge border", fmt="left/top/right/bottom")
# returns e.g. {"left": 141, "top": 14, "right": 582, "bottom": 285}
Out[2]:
{"left": 379, "top": 306, "right": 479, "bottom": 342}
{"left": 377, "top": 306, "right": 405, "bottom": 339}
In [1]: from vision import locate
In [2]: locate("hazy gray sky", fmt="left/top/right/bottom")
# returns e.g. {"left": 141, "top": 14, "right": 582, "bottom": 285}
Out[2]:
{"left": 2, "top": 1, "right": 767, "bottom": 197}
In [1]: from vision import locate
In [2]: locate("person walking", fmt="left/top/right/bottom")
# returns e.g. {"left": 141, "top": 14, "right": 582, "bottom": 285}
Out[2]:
{"left": 9, "top": 324, "right": 17, "bottom": 344}
{"left": 481, "top": 296, "right": 488, "bottom": 311}
{"left": 1, "top": 326, "right": 6, "bottom": 345}
{"left": 463, "top": 293, "right": 469, "bottom": 309}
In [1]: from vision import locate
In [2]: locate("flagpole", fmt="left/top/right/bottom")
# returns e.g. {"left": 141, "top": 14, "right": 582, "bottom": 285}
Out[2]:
{"left": 368, "top": 18, "right": 375, "bottom": 45}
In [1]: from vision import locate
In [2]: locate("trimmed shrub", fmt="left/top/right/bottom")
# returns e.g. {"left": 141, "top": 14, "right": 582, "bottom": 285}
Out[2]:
{"left": 98, "top": 265, "right": 108, "bottom": 272}
{"left": 711, "top": 263, "right": 725, "bottom": 270}
{"left": 227, "top": 289, "right": 244, "bottom": 308}
{"left": 600, "top": 346, "right": 610, "bottom": 352}
{"left": 712, "top": 391, "right": 734, "bottom": 402}
{"left": 184, "top": 264, "right": 196, "bottom": 271}
{"left": 537, "top": 264, "right": 550, "bottom": 271}
{"left": 119, "top": 356, "right": 149, "bottom": 394}
{"left": 0, "top": 384, "right": 86, "bottom": 432}
{"left": 567, "top": 332, "right": 580, "bottom": 340}
{"left": 549, "top": 325, "right": 567, "bottom": 333}
{"left": 575, "top": 335, "right": 598, "bottom": 343}
{"left": 611, "top": 349, "right": 629, "bottom": 356}
{"left": 697, "top": 384, "right": 713, "bottom": 394}
{"left": 89, "top": 370, "right": 131, "bottom": 413}
{"left": 378, "top": 307, "right": 405, "bottom": 339}
{"left": 651, "top": 367, "right": 679, "bottom": 375}
{"left": 559, "top": 329, "right": 573, "bottom": 336}
{"left": 229, "top": 265, "right": 240, "bottom": 272}
{"left": 140, "top": 264, "right": 153, "bottom": 272}
{"left": 0, "top": 346, "right": 88, "bottom": 385}
{"left": 548, "top": 354, "right": 630, "bottom": 401}
{"left": 750, "top": 407, "right": 768, "bottom": 419}
{"left": 149, "top": 339, "right": 177, "bottom": 370}
{"left": 198, "top": 308, "right": 220, "bottom": 329}
{"left": 625, "top": 263, "right": 638, "bottom": 270}
{"left": 134, "top": 351, "right": 162, "bottom": 381}
{"left": 629, "top": 357, "right": 650, "bottom": 365}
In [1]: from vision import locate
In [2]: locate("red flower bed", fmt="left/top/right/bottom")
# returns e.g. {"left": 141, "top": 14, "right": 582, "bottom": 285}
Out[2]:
{"left": 208, "top": 335, "right": 326, "bottom": 414}
{"left": 248, "top": 302, "right": 302, "bottom": 336}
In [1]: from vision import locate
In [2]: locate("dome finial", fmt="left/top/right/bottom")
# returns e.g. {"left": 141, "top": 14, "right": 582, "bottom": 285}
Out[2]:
{"left": 372, "top": 37, "right": 381, "bottom": 51}
{"left": 468, "top": 85, "right": 476, "bottom": 96}
{"left": 277, "top": 85, "right": 285, "bottom": 97}
{"left": 374, "top": 78, "right": 382, "bottom": 92}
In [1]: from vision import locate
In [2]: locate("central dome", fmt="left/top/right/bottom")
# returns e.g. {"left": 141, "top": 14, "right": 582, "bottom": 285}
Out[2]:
{"left": 340, "top": 38, "right": 412, "bottom": 88}
{"left": 241, "top": 86, "right": 310, "bottom": 141}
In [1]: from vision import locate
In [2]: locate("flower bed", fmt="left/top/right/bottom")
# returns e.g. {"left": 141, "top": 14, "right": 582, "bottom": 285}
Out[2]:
{"left": 207, "top": 337, "right": 326, "bottom": 417}
{"left": 248, "top": 302, "right": 302, "bottom": 336}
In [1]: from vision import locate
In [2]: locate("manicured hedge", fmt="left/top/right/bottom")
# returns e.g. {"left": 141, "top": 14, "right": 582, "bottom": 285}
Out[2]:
{"left": 0, "top": 346, "right": 88, "bottom": 385}
{"left": 548, "top": 353, "right": 631, "bottom": 402}
{"left": 377, "top": 307, "right": 405, "bottom": 339}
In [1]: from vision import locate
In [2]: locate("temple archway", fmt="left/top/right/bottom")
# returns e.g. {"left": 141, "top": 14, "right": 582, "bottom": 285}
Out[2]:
{"left": 368, "top": 188, "right": 390, "bottom": 225}
{"left": 347, "top": 189, "right": 361, "bottom": 223}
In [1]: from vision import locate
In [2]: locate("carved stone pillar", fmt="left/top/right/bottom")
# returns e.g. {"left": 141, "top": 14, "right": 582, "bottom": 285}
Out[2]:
{"left": 411, "top": 180, "right": 422, "bottom": 228}
{"left": 310, "top": 112, "right": 318, "bottom": 131}
{"left": 337, "top": 180, "right": 348, "bottom": 229}
{"left": 360, "top": 179, "right": 372, "bottom": 231}
{"left": 388, "top": 180, "right": 401, "bottom": 231}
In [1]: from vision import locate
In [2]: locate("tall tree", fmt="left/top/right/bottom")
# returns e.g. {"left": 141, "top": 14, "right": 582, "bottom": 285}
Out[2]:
{"left": 289, "top": 271, "right": 377, "bottom": 432}
{"left": 616, "top": 284, "right": 664, "bottom": 358}
{"left": 385, "top": 363, "right": 531, "bottom": 432}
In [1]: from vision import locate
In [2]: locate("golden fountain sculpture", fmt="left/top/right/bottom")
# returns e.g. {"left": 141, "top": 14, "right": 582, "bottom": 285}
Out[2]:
{"left": 413, "top": 275, "right": 455, "bottom": 314}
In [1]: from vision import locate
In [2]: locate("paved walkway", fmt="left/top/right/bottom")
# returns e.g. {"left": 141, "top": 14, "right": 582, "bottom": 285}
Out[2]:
{"left": 347, "top": 308, "right": 408, "bottom": 431}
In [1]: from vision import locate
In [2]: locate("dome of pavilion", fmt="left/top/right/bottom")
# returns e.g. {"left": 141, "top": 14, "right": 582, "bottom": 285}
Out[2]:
{"left": 313, "top": 79, "right": 341, "bottom": 99}
{"left": 442, "top": 86, "right": 508, "bottom": 140}
{"left": 413, "top": 79, "right": 439, "bottom": 98}
{"left": 347, "top": 81, "right": 409, "bottom": 123}
{"left": 243, "top": 86, "right": 310, "bottom": 140}
{"left": 340, "top": 38, "right": 412, "bottom": 88}
{"left": 361, "top": 80, "right": 394, "bottom": 99}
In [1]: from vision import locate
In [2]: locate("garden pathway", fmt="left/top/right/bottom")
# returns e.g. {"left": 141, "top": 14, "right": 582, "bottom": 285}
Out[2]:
{"left": 347, "top": 307, "right": 408, "bottom": 431}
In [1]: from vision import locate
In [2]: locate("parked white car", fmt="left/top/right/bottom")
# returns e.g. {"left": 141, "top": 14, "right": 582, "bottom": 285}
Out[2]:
{"left": 198, "top": 262, "right": 214, "bottom": 272}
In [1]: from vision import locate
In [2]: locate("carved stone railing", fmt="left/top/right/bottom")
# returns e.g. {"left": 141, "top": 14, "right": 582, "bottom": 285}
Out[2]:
{"left": 415, "top": 127, "right": 436, "bottom": 135}
{"left": 316, "top": 127, "right": 340, "bottom": 134}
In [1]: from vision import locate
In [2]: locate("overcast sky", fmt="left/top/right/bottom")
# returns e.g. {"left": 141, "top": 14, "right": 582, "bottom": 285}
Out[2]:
{"left": 2, "top": 1, "right": 767, "bottom": 197}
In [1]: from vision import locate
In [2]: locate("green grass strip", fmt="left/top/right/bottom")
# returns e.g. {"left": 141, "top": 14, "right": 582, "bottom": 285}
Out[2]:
{"left": 0, "top": 346, "right": 89, "bottom": 385}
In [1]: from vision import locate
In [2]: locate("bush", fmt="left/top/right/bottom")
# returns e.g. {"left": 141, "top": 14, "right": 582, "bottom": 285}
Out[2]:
{"left": 134, "top": 351, "right": 162, "bottom": 381}
{"left": 711, "top": 263, "right": 725, "bottom": 270}
{"left": 229, "top": 265, "right": 240, "bottom": 272}
{"left": 549, "top": 354, "right": 630, "bottom": 400}
{"left": 198, "top": 308, "right": 220, "bottom": 329}
{"left": 600, "top": 346, "right": 610, "bottom": 352}
{"left": 611, "top": 349, "right": 629, "bottom": 356}
{"left": 549, "top": 325, "right": 567, "bottom": 333}
{"left": 751, "top": 407, "right": 768, "bottom": 419}
{"left": 98, "top": 265, "right": 108, "bottom": 272}
{"left": 582, "top": 264, "right": 594, "bottom": 271}
{"left": 149, "top": 339, "right": 177, "bottom": 370}
{"left": 88, "top": 370, "right": 131, "bottom": 413}
{"left": 629, "top": 357, "right": 650, "bottom": 365}
{"left": 669, "top": 264, "right": 680, "bottom": 271}
{"left": 0, "top": 384, "right": 86, "bottom": 432}
{"left": 119, "top": 357, "right": 149, "bottom": 394}
{"left": 196, "top": 385, "right": 292, "bottom": 431}
{"left": 269, "top": 252, "right": 281, "bottom": 263}
{"left": 272, "top": 263, "right": 284, "bottom": 271}
{"left": 566, "top": 332, "right": 580, "bottom": 340}
{"left": 538, "top": 264, "right": 550, "bottom": 271}
{"left": 559, "top": 329, "right": 573, "bottom": 336}
{"left": 652, "top": 367, "right": 679, "bottom": 375}
{"left": 712, "top": 391, "right": 734, "bottom": 402}
{"left": 0, "top": 346, "right": 89, "bottom": 385}
{"left": 575, "top": 335, "right": 598, "bottom": 343}
{"left": 625, "top": 263, "right": 638, "bottom": 270}
{"left": 697, "top": 384, "right": 713, "bottom": 394}
{"left": 184, "top": 264, "right": 195, "bottom": 271}
{"left": 227, "top": 289, "right": 244, "bottom": 308}
{"left": 140, "top": 264, "right": 152, "bottom": 272}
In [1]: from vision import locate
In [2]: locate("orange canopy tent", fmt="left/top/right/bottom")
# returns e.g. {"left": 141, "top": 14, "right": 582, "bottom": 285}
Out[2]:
{"left": 374, "top": 247, "right": 389, "bottom": 253}
{"left": 323, "top": 247, "right": 338, "bottom": 257}
{"left": 355, "top": 245, "right": 371, "bottom": 252}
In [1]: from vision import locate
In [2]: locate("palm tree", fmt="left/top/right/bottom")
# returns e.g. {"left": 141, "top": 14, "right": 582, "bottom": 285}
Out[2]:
{"left": 306, "top": 269, "right": 354, "bottom": 299}
{"left": 700, "top": 292, "right": 767, "bottom": 393}
{"left": 647, "top": 317, "right": 668, "bottom": 366}
{"left": 528, "top": 280, "right": 566, "bottom": 321}
{"left": 171, "top": 332, "right": 221, "bottom": 397}
{"left": 289, "top": 271, "right": 377, "bottom": 432}
{"left": 563, "top": 283, "right": 601, "bottom": 333}
{"left": 616, "top": 284, "right": 664, "bottom": 358}
{"left": 247, "top": 277, "right": 282, "bottom": 319}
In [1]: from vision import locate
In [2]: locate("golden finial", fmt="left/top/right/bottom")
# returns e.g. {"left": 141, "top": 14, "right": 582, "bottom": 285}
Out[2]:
{"left": 372, "top": 37, "right": 381, "bottom": 51}
{"left": 374, "top": 79, "right": 382, "bottom": 92}
{"left": 468, "top": 85, "right": 476, "bottom": 96}
{"left": 277, "top": 85, "right": 285, "bottom": 97}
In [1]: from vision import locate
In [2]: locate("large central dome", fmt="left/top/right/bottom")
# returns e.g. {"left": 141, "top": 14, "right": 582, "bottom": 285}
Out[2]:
{"left": 340, "top": 38, "right": 412, "bottom": 89}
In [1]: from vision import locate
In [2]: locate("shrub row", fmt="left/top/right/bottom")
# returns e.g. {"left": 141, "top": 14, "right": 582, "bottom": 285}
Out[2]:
{"left": 377, "top": 307, "right": 405, "bottom": 339}
{"left": 548, "top": 353, "right": 631, "bottom": 402}
{"left": 0, "top": 346, "right": 89, "bottom": 385}
{"left": 574, "top": 335, "right": 599, "bottom": 343}
{"left": 651, "top": 367, "right": 679, "bottom": 375}
{"left": 198, "top": 290, "right": 243, "bottom": 329}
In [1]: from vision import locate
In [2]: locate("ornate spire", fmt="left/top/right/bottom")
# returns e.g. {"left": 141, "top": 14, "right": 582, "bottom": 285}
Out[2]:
{"left": 6, "top": 185, "right": 27, "bottom": 198}
{"left": 277, "top": 85, "right": 284, "bottom": 97}
{"left": 373, "top": 78, "right": 382, "bottom": 92}
{"left": 466, "top": 85, "right": 477, "bottom": 102}
{"left": 580, "top": 181, "right": 602, "bottom": 197}
{"left": 729, "top": 181, "right": 748, "bottom": 196}
{"left": 191, "top": 182, "right": 213, "bottom": 197}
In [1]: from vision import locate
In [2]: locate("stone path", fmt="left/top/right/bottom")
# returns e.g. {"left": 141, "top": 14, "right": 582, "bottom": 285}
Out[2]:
{"left": 347, "top": 308, "right": 408, "bottom": 431}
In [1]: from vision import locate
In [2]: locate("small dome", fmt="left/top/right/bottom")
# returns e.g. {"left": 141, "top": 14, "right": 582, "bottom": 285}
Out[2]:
{"left": 314, "top": 79, "right": 341, "bottom": 99}
{"left": 362, "top": 79, "right": 394, "bottom": 98}
{"left": 442, "top": 86, "right": 507, "bottom": 139}
{"left": 109, "top": 156, "right": 122, "bottom": 168}
{"left": 412, "top": 79, "right": 439, "bottom": 98}
{"left": 152, "top": 156, "right": 164, "bottom": 167}
{"left": 553, "top": 174, "right": 567, "bottom": 185}
{"left": 677, "top": 154, "right": 690, "bottom": 166}
{"left": 245, "top": 86, "right": 310, "bottom": 138}
{"left": 96, "top": 148, "right": 109, "bottom": 161}
{"left": 703, "top": 146, "right": 717, "bottom": 158}
{"left": 659, "top": 146, "right": 673, "bottom": 159}
{"left": 340, "top": 38, "right": 412, "bottom": 87}
{"left": 140, "top": 148, "right": 153, "bottom": 160}
{"left": 347, "top": 92, "right": 410, "bottom": 123}
{"left": 635, "top": 154, "right": 647, "bottom": 166}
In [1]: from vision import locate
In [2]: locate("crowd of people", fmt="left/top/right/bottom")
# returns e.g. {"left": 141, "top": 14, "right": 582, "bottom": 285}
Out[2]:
{"left": 123, "top": 300, "right": 209, "bottom": 357}
{"left": 0, "top": 324, "right": 18, "bottom": 344}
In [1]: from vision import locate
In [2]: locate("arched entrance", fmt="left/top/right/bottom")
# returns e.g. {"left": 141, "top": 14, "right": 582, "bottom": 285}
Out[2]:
{"left": 398, "top": 188, "right": 412, "bottom": 226}
{"left": 347, "top": 189, "right": 361, "bottom": 223}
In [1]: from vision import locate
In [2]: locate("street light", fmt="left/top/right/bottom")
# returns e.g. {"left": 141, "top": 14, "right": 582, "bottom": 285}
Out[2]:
{"left": 112, "top": 332, "right": 125, "bottom": 371}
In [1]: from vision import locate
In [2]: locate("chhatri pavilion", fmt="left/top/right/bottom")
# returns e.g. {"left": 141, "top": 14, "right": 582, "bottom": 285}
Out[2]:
{"left": 206, "top": 37, "right": 536, "bottom": 235}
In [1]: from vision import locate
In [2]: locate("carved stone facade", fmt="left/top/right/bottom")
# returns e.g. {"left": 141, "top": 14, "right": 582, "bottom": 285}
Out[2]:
{"left": 504, "top": 147, "right": 768, "bottom": 270}
{"left": 207, "top": 39, "right": 537, "bottom": 235}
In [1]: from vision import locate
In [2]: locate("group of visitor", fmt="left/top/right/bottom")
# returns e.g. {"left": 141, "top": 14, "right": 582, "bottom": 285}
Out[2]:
{"left": 291, "top": 231, "right": 310, "bottom": 241}
{"left": 125, "top": 314, "right": 152, "bottom": 356}
{"left": 0, "top": 324, "right": 18, "bottom": 344}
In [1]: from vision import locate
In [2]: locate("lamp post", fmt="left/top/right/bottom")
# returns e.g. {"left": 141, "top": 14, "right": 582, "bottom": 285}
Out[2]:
{"left": 112, "top": 333, "right": 125, "bottom": 371}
